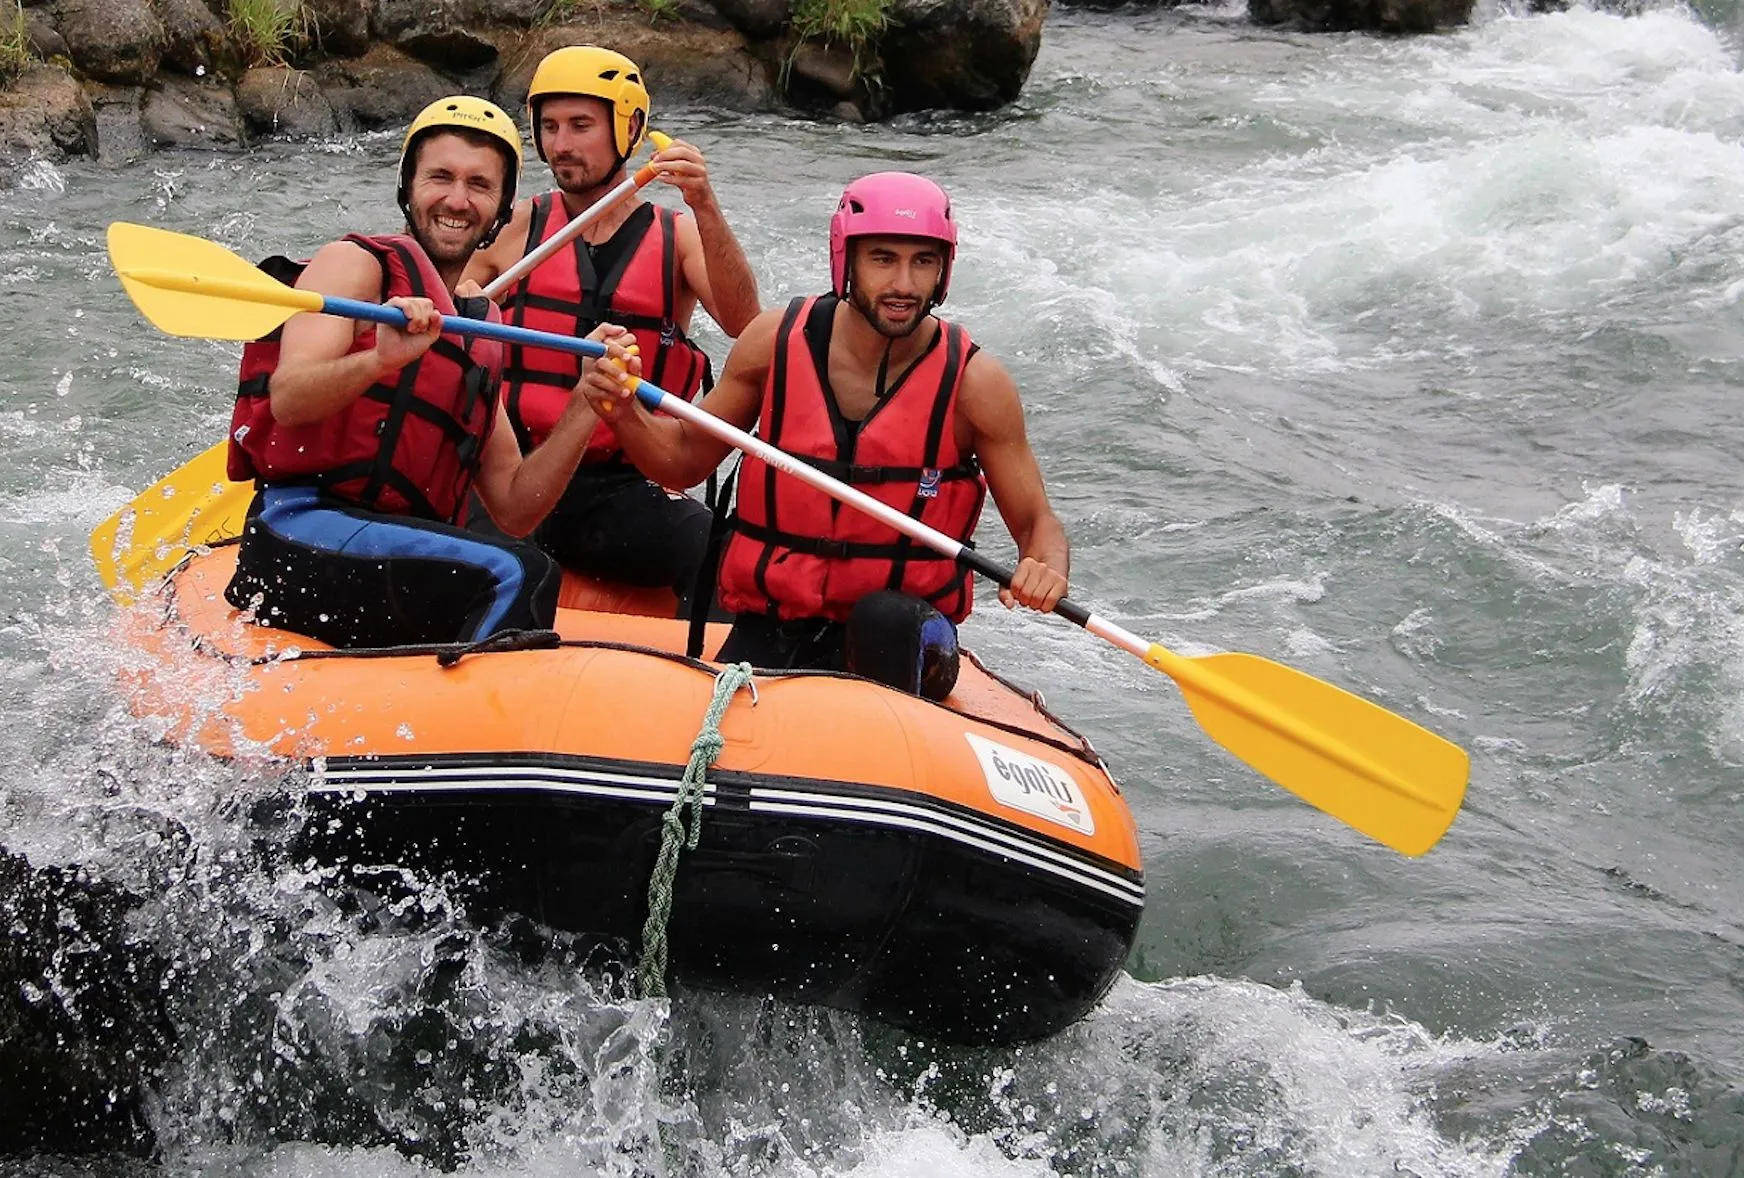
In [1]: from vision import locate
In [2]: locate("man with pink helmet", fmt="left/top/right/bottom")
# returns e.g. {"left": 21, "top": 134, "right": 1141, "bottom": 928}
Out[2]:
{"left": 580, "top": 171, "right": 1069, "bottom": 698}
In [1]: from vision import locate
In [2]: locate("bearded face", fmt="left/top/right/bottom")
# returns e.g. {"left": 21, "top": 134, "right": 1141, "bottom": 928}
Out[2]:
{"left": 846, "top": 237, "right": 947, "bottom": 338}
{"left": 406, "top": 133, "right": 506, "bottom": 266}
{"left": 537, "top": 96, "right": 624, "bottom": 198}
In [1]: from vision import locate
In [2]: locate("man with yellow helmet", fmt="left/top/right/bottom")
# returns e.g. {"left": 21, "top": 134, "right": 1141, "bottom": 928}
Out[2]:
{"left": 466, "top": 46, "right": 760, "bottom": 618}
{"left": 223, "top": 96, "right": 636, "bottom": 650}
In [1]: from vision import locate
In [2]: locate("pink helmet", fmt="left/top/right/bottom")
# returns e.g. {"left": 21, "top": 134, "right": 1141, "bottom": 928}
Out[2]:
{"left": 829, "top": 171, "right": 958, "bottom": 305}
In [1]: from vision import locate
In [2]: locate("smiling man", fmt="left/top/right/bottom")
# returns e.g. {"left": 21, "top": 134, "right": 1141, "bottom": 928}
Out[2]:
{"left": 223, "top": 96, "right": 633, "bottom": 650}
{"left": 577, "top": 172, "right": 1070, "bottom": 700}
{"left": 465, "top": 46, "right": 760, "bottom": 618}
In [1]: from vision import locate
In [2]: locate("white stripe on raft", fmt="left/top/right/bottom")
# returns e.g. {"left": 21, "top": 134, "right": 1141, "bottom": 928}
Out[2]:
{"left": 305, "top": 762, "right": 1144, "bottom": 908}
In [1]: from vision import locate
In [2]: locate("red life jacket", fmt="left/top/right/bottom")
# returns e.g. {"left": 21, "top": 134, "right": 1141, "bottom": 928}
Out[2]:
{"left": 718, "top": 295, "right": 988, "bottom": 624}
{"left": 226, "top": 233, "right": 503, "bottom": 525}
{"left": 498, "top": 195, "right": 710, "bottom": 458}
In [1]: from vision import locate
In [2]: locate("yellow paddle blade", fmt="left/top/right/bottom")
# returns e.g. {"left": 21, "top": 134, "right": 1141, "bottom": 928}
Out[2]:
{"left": 107, "top": 222, "right": 318, "bottom": 341}
{"left": 1153, "top": 647, "right": 1468, "bottom": 857}
{"left": 90, "top": 440, "right": 253, "bottom": 602}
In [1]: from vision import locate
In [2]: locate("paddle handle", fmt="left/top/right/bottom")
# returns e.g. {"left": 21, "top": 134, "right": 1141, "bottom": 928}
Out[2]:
{"left": 480, "top": 131, "right": 674, "bottom": 300}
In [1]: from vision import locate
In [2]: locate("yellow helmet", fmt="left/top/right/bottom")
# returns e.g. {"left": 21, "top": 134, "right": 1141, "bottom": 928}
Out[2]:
{"left": 397, "top": 95, "right": 524, "bottom": 248}
{"left": 526, "top": 45, "right": 650, "bottom": 160}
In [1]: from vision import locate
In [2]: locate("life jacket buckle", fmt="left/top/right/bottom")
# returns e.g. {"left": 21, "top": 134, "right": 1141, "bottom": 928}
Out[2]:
{"left": 455, "top": 435, "right": 481, "bottom": 470}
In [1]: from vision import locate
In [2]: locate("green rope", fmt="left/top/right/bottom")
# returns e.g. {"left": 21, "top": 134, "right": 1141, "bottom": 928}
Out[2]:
{"left": 638, "top": 661, "right": 756, "bottom": 999}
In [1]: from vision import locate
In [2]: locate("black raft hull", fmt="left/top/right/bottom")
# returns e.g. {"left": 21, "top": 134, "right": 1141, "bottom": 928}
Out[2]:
{"left": 292, "top": 752, "right": 1146, "bottom": 1046}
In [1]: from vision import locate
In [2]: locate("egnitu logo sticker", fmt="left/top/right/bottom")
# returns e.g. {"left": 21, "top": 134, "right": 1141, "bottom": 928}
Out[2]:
{"left": 965, "top": 733, "right": 1095, "bottom": 836}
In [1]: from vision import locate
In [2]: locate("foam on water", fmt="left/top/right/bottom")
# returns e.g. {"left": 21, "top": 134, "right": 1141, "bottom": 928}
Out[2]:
{"left": 6, "top": 0, "right": 1744, "bottom": 1171}
{"left": 1456, "top": 479, "right": 1744, "bottom": 769}
{"left": 15, "top": 157, "right": 67, "bottom": 194}
{"left": 980, "top": 3, "right": 1744, "bottom": 384}
{"left": 0, "top": 569, "right": 1538, "bottom": 1177}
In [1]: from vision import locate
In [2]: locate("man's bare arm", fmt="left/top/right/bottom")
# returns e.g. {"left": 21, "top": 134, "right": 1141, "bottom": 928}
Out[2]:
{"left": 957, "top": 351, "right": 1070, "bottom": 611}
{"left": 578, "top": 305, "right": 781, "bottom": 488}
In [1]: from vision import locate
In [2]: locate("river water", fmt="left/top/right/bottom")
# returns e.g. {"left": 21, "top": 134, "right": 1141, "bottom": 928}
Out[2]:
{"left": 3, "top": 2, "right": 1743, "bottom": 1173}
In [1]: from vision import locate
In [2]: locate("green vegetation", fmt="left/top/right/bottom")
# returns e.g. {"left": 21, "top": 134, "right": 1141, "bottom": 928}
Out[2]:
{"left": 786, "top": 0, "right": 893, "bottom": 92}
{"left": 541, "top": 0, "right": 677, "bottom": 26}
{"left": 227, "top": 0, "right": 305, "bottom": 67}
{"left": 540, "top": 0, "right": 586, "bottom": 22}
{"left": 636, "top": 0, "right": 682, "bottom": 24}
{"left": 1, "top": 1, "right": 32, "bottom": 89}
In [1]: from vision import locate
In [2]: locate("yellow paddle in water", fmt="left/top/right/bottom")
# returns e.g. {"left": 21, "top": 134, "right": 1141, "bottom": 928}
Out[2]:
{"left": 90, "top": 438, "right": 249, "bottom": 601}
{"left": 97, "top": 223, "right": 1470, "bottom": 858}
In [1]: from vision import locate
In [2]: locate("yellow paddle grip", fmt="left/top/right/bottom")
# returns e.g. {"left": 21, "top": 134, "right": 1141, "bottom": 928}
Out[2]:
{"left": 631, "top": 132, "right": 675, "bottom": 186}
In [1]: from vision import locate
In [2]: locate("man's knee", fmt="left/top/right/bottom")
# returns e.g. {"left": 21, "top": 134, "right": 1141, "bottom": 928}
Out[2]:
{"left": 844, "top": 591, "right": 960, "bottom": 702}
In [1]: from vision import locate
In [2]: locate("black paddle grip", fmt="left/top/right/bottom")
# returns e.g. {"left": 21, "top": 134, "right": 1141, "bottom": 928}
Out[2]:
{"left": 957, "top": 548, "right": 1092, "bottom": 630}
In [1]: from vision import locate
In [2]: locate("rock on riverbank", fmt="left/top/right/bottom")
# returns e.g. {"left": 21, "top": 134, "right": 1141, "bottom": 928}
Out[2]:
{"left": 1, "top": 0, "right": 1046, "bottom": 169}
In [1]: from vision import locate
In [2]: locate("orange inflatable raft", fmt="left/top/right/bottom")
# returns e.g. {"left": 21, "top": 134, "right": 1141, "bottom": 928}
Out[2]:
{"left": 122, "top": 544, "right": 1145, "bottom": 1044}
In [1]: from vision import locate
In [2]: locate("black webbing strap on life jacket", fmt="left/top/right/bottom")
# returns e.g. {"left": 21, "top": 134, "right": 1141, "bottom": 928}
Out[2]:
{"left": 800, "top": 456, "right": 979, "bottom": 485}
{"left": 649, "top": 207, "right": 679, "bottom": 392}
{"left": 747, "top": 297, "right": 809, "bottom": 611}
{"left": 344, "top": 239, "right": 488, "bottom": 522}
{"left": 685, "top": 455, "right": 741, "bottom": 660}
{"left": 235, "top": 255, "right": 320, "bottom": 400}
{"left": 885, "top": 324, "right": 973, "bottom": 598}
{"left": 449, "top": 293, "right": 501, "bottom": 486}
{"left": 729, "top": 518, "right": 956, "bottom": 563}
{"left": 358, "top": 238, "right": 435, "bottom": 514}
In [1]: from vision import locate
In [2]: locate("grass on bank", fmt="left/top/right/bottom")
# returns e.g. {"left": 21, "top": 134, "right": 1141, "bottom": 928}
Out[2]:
{"left": 786, "top": 0, "right": 893, "bottom": 93}
{"left": 1, "top": 1, "right": 32, "bottom": 89}
{"left": 227, "top": 0, "right": 306, "bottom": 67}
{"left": 542, "top": 0, "right": 680, "bottom": 26}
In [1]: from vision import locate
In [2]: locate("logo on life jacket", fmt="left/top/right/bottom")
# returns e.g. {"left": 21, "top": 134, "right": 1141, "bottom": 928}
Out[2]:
{"left": 918, "top": 467, "right": 942, "bottom": 499}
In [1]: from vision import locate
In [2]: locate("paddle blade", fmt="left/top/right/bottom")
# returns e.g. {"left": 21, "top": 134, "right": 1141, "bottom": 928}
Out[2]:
{"left": 107, "top": 222, "right": 303, "bottom": 341}
{"left": 1167, "top": 650, "right": 1468, "bottom": 857}
{"left": 90, "top": 440, "right": 253, "bottom": 601}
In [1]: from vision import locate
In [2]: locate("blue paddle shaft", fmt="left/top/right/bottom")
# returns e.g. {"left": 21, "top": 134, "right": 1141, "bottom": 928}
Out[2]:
{"left": 323, "top": 292, "right": 675, "bottom": 437}
{"left": 322, "top": 295, "right": 611, "bottom": 361}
